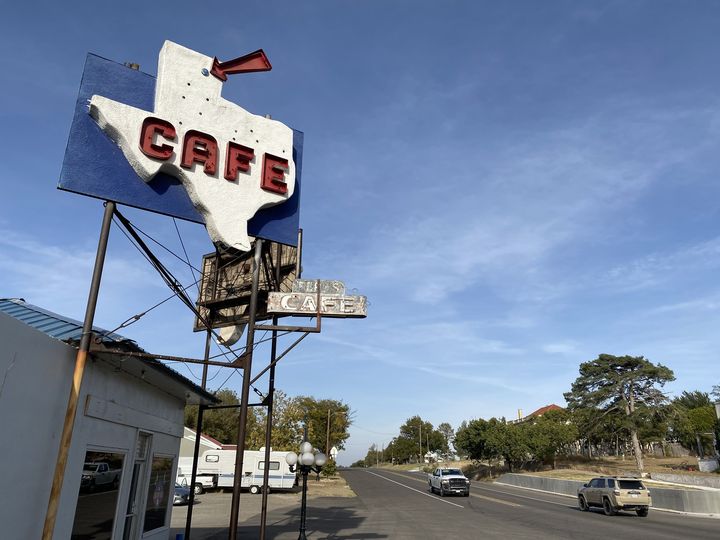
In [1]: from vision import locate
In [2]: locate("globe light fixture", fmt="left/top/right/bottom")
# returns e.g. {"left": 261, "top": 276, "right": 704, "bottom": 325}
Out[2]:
{"left": 285, "top": 441, "right": 327, "bottom": 540}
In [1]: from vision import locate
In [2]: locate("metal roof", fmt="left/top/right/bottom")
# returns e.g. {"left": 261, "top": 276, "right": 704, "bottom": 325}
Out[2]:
{"left": 0, "top": 298, "right": 217, "bottom": 404}
{"left": 0, "top": 298, "right": 129, "bottom": 344}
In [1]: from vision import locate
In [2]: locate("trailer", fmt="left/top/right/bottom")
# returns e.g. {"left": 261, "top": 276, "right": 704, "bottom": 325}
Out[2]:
{"left": 197, "top": 448, "right": 297, "bottom": 494}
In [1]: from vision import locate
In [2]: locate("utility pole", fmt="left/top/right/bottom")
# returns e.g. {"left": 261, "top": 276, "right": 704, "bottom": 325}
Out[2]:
{"left": 326, "top": 409, "right": 331, "bottom": 456}
{"left": 419, "top": 421, "right": 422, "bottom": 463}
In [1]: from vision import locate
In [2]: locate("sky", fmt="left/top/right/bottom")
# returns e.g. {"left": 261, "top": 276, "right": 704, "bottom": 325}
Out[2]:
{"left": 1, "top": 1, "right": 719, "bottom": 465}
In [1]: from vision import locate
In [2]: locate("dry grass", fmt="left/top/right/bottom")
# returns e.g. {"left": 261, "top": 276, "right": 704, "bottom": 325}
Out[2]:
{"left": 305, "top": 475, "right": 356, "bottom": 498}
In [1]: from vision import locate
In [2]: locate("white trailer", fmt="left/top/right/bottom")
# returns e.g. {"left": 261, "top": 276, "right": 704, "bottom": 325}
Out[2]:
{"left": 198, "top": 448, "right": 297, "bottom": 494}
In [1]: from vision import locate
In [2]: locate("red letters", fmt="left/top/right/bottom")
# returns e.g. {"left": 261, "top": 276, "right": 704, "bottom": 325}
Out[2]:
{"left": 181, "top": 130, "right": 218, "bottom": 175}
{"left": 225, "top": 142, "right": 254, "bottom": 181}
{"left": 262, "top": 154, "right": 289, "bottom": 195}
{"left": 139, "top": 117, "right": 176, "bottom": 159}
{"left": 138, "top": 117, "right": 290, "bottom": 197}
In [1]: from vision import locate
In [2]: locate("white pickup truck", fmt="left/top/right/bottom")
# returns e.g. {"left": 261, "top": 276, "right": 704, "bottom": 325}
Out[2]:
{"left": 428, "top": 467, "right": 470, "bottom": 497}
{"left": 81, "top": 462, "right": 121, "bottom": 490}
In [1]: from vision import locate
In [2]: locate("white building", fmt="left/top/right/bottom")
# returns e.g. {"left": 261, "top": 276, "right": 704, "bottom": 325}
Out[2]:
{"left": 0, "top": 298, "right": 217, "bottom": 540}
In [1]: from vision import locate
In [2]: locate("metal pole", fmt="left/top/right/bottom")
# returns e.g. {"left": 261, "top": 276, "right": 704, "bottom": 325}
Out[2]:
{"left": 298, "top": 468, "right": 309, "bottom": 540}
{"left": 259, "top": 243, "right": 283, "bottom": 540}
{"left": 229, "top": 239, "right": 264, "bottom": 539}
{"left": 184, "top": 328, "right": 213, "bottom": 539}
{"left": 42, "top": 201, "right": 116, "bottom": 540}
{"left": 326, "top": 409, "right": 331, "bottom": 456}
{"left": 295, "top": 229, "right": 303, "bottom": 278}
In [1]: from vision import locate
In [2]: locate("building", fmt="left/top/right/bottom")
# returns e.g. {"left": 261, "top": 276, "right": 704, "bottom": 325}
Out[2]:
{"left": 0, "top": 298, "right": 218, "bottom": 539}
{"left": 508, "top": 404, "right": 564, "bottom": 424}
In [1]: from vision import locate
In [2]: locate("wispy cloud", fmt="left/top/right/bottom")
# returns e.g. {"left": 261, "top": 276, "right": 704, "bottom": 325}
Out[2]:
{"left": 331, "top": 100, "right": 720, "bottom": 308}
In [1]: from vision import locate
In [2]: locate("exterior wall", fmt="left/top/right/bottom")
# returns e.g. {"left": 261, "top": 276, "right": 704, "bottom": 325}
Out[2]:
{"left": 0, "top": 312, "right": 185, "bottom": 539}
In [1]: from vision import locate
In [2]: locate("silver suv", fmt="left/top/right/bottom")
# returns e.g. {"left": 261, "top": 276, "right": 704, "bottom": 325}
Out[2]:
{"left": 577, "top": 477, "right": 651, "bottom": 517}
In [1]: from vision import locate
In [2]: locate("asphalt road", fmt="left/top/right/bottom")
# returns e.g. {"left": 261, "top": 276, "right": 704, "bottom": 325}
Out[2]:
{"left": 172, "top": 469, "right": 718, "bottom": 539}
{"left": 336, "top": 468, "right": 718, "bottom": 540}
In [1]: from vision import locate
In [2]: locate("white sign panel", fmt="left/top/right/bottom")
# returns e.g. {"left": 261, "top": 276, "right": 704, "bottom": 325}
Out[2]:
{"left": 88, "top": 41, "right": 295, "bottom": 251}
{"left": 267, "top": 292, "right": 367, "bottom": 318}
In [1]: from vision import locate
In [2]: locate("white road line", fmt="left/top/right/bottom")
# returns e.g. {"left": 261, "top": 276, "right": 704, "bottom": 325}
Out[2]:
{"left": 364, "top": 470, "right": 464, "bottom": 508}
{"left": 477, "top": 484, "right": 574, "bottom": 508}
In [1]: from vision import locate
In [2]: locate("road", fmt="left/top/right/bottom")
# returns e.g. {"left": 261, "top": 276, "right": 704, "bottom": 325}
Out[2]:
{"left": 336, "top": 468, "right": 717, "bottom": 539}
{"left": 172, "top": 469, "right": 717, "bottom": 539}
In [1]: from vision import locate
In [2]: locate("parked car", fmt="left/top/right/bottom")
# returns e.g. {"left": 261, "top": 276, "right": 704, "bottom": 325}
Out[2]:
{"left": 80, "top": 462, "right": 120, "bottom": 491}
{"left": 428, "top": 467, "right": 470, "bottom": 497}
{"left": 173, "top": 483, "right": 192, "bottom": 505}
{"left": 577, "top": 476, "right": 651, "bottom": 516}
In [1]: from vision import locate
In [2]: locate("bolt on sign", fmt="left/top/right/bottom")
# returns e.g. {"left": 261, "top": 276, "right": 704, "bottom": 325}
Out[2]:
{"left": 59, "top": 41, "right": 302, "bottom": 251}
{"left": 267, "top": 281, "right": 367, "bottom": 318}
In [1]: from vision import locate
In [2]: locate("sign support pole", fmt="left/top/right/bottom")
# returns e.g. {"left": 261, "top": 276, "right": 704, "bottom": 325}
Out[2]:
{"left": 259, "top": 242, "right": 284, "bottom": 540}
{"left": 42, "top": 201, "right": 116, "bottom": 540}
{"left": 229, "top": 238, "right": 264, "bottom": 540}
{"left": 184, "top": 328, "right": 213, "bottom": 539}
{"left": 185, "top": 246, "right": 220, "bottom": 539}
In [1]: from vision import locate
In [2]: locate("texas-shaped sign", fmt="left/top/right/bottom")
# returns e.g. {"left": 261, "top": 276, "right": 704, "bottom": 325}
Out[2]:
{"left": 60, "top": 41, "right": 302, "bottom": 250}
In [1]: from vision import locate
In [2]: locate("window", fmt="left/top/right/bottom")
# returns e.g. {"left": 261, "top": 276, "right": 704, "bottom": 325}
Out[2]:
{"left": 205, "top": 454, "right": 220, "bottom": 462}
{"left": 72, "top": 450, "right": 125, "bottom": 540}
{"left": 258, "top": 461, "right": 280, "bottom": 471}
{"left": 618, "top": 480, "right": 644, "bottom": 490}
{"left": 142, "top": 455, "right": 174, "bottom": 533}
{"left": 607, "top": 479, "right": 616, "bottom": 488}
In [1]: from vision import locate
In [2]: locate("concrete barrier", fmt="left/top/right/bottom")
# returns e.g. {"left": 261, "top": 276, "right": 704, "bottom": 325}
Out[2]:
{"left": 651, "top": 472, "right": 720, "bottom": 489}
{"left": 495, "top": 473, "right": 720, "bottom": 515}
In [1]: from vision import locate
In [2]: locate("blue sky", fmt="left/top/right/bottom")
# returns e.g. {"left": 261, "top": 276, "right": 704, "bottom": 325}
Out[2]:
{"left": 1, "top": 1, "right": 719, "bottom": 465}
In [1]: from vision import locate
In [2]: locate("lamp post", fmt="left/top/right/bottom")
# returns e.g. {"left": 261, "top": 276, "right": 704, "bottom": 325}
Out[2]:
{"left": 285, "top": 441, "right": 327, "bottom": 540}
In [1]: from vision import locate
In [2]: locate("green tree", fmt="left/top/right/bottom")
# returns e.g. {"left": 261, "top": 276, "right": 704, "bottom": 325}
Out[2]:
{"left": 454, "top": 419, "right": 494, "bottom": 461}
{"left": 295, "top": 396, "right": 352, "bottom": 454}
{"left": 674, "top": 390, "right": 713, "bottom": 410}
{"left": 437, "top": 422, "right": 455, "bottom": 457}
{"left": 183, "top": 388, "right": 264, "bottom": 445}
{"left": 484, "top": 420, "right": 530, "bottom": 472}
{"left": 564, "top": 354, "right": 675, "bottom": 472}
{"left": 525, "top": 409, "right": 578, "bottom": 469}
{"left": 670, "top": 391, "right": 718, "bottom": 455}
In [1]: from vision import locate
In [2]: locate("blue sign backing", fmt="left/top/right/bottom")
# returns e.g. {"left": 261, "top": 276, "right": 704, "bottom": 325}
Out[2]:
{"left": 59, "top": 53, "right": 302, "bottom": 247}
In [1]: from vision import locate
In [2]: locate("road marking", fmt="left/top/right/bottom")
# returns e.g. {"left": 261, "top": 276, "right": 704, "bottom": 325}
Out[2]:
{"left": 384, "top": 470, "right": 521, "bottom": 507}
{"left": 363, "top": 470, "right": 464, "bottom": 508}
{"left": 476, "top": 483, "right": 575, "bottom": 508}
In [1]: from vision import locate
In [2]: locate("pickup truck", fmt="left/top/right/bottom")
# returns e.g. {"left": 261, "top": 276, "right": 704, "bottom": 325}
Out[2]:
{"left": 428, "top": 467, "right": 470, "bottom": 497}
{"left": 81, "top": 462, "right": 121, "bottom": 490}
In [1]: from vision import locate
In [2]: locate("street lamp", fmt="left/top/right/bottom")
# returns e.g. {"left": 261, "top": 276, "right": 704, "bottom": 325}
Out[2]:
{"left": 285, "top": 441, "right": 327, "bottom": 540}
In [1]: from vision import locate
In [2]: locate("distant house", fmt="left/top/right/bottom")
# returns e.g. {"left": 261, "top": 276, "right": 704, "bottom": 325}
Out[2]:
{"left": 0, "top": 298, "right": 218, "bottom": 540}
{"left": 179, "top": 426, "right": 223, "bottom": 458}
{"left": 508, "top": 404, "right": 564, "bottom": 424}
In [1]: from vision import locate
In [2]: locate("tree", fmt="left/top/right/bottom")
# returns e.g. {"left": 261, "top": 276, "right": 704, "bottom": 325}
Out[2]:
{"left": 437, "top": 422, "right": 455, "bottom": 457}
{"left": 525, "top": 409, "right": 578, "bottom": 469}
{"left": 294, "top": 396, "right": 352, "bottom": 454}
{"left": 454, "top": 419, "right": 493, "bottom": 461}
{"left": 674, "top": 391, "right": 713, "bottom": 410}
{"left": 670, "top": 391, "right": 718, "bottom": 455}
{"left": 712, "top": 385, "right": 720, "bottom": 401}
{"left": 564, "top": 354, "right": 675, "bottom": 472}
{"left": 484, "top": 420, "right": 530, "bottom": 472}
